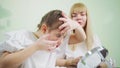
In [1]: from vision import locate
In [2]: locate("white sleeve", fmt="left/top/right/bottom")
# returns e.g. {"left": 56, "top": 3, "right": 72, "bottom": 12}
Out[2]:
{"left": 0, "top": 31, "right": 24, "bottom": 55}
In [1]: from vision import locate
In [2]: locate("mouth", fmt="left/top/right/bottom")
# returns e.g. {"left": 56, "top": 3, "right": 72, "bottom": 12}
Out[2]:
{"left": 76, "top": 19, "right": 82, "bottom": 24}
{"left": 78, "top": 22, "right": 82, "bottom": 25}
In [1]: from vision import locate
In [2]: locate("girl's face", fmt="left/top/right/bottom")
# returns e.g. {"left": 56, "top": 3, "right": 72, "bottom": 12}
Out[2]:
{"left": 71, "top": 11, "right": 87, "bottom": 28}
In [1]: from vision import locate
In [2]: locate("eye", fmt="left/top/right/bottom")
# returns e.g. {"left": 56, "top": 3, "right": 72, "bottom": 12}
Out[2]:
{"left": 81, "top": 12, "right": 86, "bottom": 16}
{"left": 72, "top": 13, "right": 77, "bottom": 17}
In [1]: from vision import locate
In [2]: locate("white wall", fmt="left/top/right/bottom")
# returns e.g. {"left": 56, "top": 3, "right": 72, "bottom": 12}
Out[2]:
{"left": 0, "top": 0, "right": 80, "bottom": 40}
{"left": 0, "top": 0, "right": 120, "bottom": 67}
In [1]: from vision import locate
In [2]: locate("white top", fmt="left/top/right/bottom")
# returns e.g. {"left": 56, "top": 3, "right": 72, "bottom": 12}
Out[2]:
{"left": 0, "top": 30, "right": 69, "bottom": 68}
{"left": 65, "top": 34, "right": 102, "bottom": 59}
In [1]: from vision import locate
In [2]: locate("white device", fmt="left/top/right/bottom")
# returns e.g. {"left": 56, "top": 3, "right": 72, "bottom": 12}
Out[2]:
{"left": 77, "top": 46, "right": 112, "bottom": 68}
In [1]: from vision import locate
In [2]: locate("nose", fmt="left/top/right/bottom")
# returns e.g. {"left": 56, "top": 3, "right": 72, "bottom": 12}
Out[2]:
{"left": 77, "top": 14, "right": 82, "bottom": 19}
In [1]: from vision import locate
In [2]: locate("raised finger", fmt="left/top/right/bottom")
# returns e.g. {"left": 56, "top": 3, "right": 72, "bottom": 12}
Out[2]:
{"left": 59, "top": 17, "right": 67, "bottom": 22}
{"left": 61, "top": 12, "right": 69, "bottom": 19}
{"left": 59, "top": 22, "right": 68, "bottom": 30}
{"left": 61, "top": 26, "right": 70, "bottom": 34}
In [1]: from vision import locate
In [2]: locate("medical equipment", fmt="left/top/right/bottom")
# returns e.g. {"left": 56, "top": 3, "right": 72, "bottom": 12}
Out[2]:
{"left": 77, "top": 46, "right": 113, "bottom": 68}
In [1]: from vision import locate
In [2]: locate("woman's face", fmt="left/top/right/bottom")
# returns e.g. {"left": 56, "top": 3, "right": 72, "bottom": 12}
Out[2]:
{"left": 71, "top": 11, "right": 87, "bottom": 28}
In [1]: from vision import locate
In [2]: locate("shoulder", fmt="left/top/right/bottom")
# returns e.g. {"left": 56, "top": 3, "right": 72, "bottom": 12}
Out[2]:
{"left": 5, "top": 29, "right": 30, "bottom": 36}
{"left": 0, "top": 30, "right": 31, "bottom": 54}
{"left": 5, "top": 29, "right": 31, "bottom": 39}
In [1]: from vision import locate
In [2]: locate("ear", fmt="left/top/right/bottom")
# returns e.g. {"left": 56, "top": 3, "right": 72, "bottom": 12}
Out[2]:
{"left": 41, "top": 24, "right": 48, "bottom": 33}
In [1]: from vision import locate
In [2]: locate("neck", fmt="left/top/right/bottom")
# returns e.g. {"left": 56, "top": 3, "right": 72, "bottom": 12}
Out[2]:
{"left": 33, "top": 30, "right": 43, "bottom": 39}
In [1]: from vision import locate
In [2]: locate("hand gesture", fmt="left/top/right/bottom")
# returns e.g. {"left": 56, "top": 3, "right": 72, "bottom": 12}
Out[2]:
{"left": 59, "top": 12, "right": 80, "bottom": 34}
{"left": 35, "top": 34, "right": 60, "bottom": 51}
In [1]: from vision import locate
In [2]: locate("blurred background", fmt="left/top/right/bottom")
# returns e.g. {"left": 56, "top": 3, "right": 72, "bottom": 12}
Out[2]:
{"left": 0, "top": 0, "right": 120, "bottom": 67}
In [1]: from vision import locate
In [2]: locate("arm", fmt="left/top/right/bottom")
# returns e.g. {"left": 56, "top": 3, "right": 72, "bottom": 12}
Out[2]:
{"left": 96, "top": 62, "right": 108, "bottom": 68}
{"left": 59, "top": 13, "right": 86, "bottom": 44}
{"left": 69, "top": 23, "right": 86, "bottom": 44}
{"left": 0, "top": 34, "right": 59, "bottom": 68}
{"left": 0, "top": 43, "right": 39, "bottom": 68}
{"left": 56, "top": 57, "right": 81, "bottom": 67}
{"left": 56, "top": 58, "right": 67, "bottom": 67}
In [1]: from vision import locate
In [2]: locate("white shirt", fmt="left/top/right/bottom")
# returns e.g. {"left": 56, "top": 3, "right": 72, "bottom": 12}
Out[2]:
{"left": 65, "top": 34, "right": 102, "bottom": 59}
{"left": 0, "top": 30, "right": 69, "bottom": 68}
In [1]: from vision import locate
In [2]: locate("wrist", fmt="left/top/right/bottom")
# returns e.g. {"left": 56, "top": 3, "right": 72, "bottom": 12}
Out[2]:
{"left": 32, "top": 42, "right": 40, "bottom": 51}
{"left": 65, "top": 59, "right": 73, "bottom": 66}
{"left": 70, "top": 21, "right": 79, "bottom": 30}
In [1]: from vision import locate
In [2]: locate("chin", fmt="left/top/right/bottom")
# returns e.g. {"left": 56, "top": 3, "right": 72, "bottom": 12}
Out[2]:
{"left": 82, "top": 25, "right": 85, "bottom": 28}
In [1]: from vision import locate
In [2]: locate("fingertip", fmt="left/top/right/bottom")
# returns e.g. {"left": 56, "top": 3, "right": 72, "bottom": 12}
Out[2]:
{"left": 59, "top": 17, "right": 63, "bottom": 21}
{"left": 59, "top": 26, "right": 62, "bottom": 30}
{"left": 59, "top": 18, "right": 61, "bottom": 20}
{"left": 61, "top": 11, "right": 65, "bottom": 16}
{"left": 61, "top": 12, "right": 68, "bottom": 18}
{"left": 59, "top": 25, "right": 63, "bottom": 30}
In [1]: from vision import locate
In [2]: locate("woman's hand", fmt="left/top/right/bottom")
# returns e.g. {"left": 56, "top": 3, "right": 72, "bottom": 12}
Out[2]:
{"left": 66, "top": 56, "right": 82, "bottom": 67}
{"left": 59, "top": 12, "right": 79, "bottom": 34}
{"left": 96, "top": 62, "right": 108, "bottom": 68}
{"left": 59, "top": 12, "right": 86, "bottom": 44}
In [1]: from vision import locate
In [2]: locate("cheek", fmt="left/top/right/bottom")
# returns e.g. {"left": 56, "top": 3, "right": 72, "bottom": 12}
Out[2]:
{"left": 83, "top": 16, "right": 87, "bottom": 22}
{"left": 81, "top": 22, "right": 87, "bottom": 28}
{"left": 72, "top": 17, "right": 77, "bottom": 21}
{"left": 83, "top": 17, "right": 87, "bottom": 24}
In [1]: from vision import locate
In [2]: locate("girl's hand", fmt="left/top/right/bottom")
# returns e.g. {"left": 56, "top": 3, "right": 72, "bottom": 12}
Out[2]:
{"left": 66, "top": 56, "right": 82, "bottom": 66}
{"left": 59, "top": 12, "right": 79, "bottom": 34}
{"left": 71, "top": 56, "right": 82, "bottom": 66}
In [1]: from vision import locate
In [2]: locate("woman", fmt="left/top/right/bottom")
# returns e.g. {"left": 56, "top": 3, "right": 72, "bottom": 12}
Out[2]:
{"left": 56, "top": 3, "right": 105, "bottom": 68}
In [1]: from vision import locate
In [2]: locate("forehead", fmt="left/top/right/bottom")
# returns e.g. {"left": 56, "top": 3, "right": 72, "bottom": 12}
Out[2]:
{"left": 49, "top": 29, "right": 60, "bottom": 33}
{"left": 49, "top": 29, "right": 66, "bottom": 36}
{"left": 48, "top": 29, "right": 61, "bottom": 35}
{"left": 72, "top": 7, "right": 87, "bottom": 13}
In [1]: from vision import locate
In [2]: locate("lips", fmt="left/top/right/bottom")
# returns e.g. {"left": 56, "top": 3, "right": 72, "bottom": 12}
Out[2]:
{"left": 78, "top": 21, "right": 82, "bottom": 25}
{"left": 77, "top": 19, "right": 82, "bottom": 22}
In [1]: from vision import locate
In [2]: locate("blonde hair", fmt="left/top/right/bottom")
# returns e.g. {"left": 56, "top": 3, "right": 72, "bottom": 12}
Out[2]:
{"left": 70, "top": 3, "right": 93, "bottom": 51}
